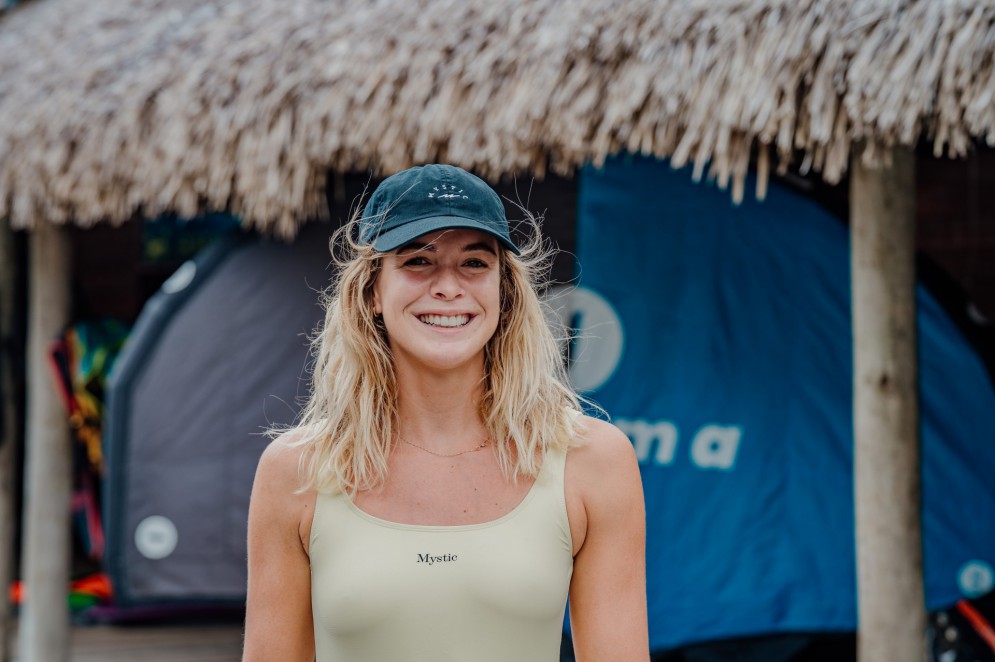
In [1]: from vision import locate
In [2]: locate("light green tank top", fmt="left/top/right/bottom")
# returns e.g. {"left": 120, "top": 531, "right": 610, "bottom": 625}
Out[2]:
{"left": 309, "top": 448, "right": 573, "bottom": 662}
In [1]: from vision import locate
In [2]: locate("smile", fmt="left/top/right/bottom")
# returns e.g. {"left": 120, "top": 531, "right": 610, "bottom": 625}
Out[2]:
{"left": 417, "top": 314, "right": 471, "bottom": 328}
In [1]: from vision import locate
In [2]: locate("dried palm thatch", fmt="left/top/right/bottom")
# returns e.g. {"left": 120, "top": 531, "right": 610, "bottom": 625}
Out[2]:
{"left": 0, "top": 0, "right": 993, "bottom": 236}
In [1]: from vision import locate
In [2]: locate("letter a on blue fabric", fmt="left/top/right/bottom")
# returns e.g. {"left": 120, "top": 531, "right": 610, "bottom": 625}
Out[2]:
{"left": 575, "top": 154, "right": 995, "bottom": 651}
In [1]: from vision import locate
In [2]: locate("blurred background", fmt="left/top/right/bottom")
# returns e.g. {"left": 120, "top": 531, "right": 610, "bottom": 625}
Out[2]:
{"left": 1, "top": 0, "right": 994, "bottom": 660}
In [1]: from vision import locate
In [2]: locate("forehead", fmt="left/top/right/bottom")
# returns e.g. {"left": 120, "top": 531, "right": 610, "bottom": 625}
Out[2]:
{"left": 397, "top": 228, "right": 498, "bottom": 252}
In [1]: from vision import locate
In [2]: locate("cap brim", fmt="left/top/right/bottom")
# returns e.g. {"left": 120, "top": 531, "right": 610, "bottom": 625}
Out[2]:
{"left": 371, "top": 215, "right": 520, "bottom": 255}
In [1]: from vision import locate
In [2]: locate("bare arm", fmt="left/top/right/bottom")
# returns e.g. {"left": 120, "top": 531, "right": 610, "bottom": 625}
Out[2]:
{"left": 568, "top": 418, "right": 649, "bottom": 662}
{"left": 243, "top": 438, "right": 315, "bottom": 662}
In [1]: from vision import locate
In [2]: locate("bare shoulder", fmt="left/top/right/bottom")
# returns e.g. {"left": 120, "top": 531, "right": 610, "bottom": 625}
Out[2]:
{"left": 249, "top": 429, "right": 317, "bottom": 555}
{"left": 251, "top": 430, "right": 315, "bottom": 528}
{"left": 564, "top": 415, "right": 643, "bottom": 556}
{"left": 254, "top": 431, "right": 309, "bottom": 493}
{"left": 563, "top": 416, "right": 649, "bottom": 660}
{"left": 568, "top": 414, "right": 639, "bottom": 477}
{"left": 245, "top": 431, "right": 317, "bottom": 660}
{"left": 252, "top": 430, "right": 304, "bottom": 505}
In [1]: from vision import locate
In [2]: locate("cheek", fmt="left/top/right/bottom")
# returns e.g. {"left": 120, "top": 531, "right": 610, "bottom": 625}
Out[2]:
{"left": 373, "top": 274, "right": 417, "bottom": 327}
{"left": 485, "top": 279, "right": 502, "bottom": 328}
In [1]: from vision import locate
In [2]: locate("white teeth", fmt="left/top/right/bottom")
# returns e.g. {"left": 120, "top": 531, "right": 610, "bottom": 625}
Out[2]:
{"left": 418, "top": 314, "right": 470, "bottom": 328}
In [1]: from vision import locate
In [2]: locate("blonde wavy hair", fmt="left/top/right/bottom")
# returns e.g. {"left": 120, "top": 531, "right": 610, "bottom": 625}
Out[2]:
{"left": 280, "top": 211, "right": 585, "bottom": 494}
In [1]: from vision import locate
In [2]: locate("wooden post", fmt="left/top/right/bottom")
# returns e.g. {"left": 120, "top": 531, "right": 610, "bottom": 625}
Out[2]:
{"left": 20, "top": 222, "right": 72, "bottom": 662}
{"left": 850, "top": 146, "right": 926, "bottom": 662}
{"left": 0, "top": 220, "right": 20, "bottom": 662}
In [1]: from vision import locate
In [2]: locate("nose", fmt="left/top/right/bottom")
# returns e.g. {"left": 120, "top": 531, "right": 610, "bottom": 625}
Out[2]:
{"left": 431, "top": 265, "right": 463, "bottom": 300}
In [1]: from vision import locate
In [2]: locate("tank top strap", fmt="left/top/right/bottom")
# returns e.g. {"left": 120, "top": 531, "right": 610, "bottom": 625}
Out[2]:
{"left": 531, "top": 444, "right": 571, "bottom": 548}
{"left": 538, "top": 445, "right": 567, "bottom": 501}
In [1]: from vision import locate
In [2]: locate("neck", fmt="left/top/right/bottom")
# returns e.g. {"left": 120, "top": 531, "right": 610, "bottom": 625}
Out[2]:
{"left": 393, "top": 358, "right": 488, "bottom": 452}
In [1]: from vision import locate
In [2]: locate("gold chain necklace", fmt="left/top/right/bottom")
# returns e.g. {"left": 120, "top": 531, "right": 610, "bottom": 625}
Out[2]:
{"left": 399, "top": 435, "right": 489, "bottom": 457}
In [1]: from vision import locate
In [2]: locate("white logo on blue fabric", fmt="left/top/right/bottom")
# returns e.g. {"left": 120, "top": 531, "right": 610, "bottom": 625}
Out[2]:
{"left": 545, "top": 286, "right": 624, "bottom": 392}
{"left": 958, "top": 560, "right": 994, "bottom": 597}
{"left": 615, "top": 419, "right": 743, "bottom": 470}
{"left": 428, "top": 184, "right": 469, "bottom": 200}
{"left": 690, "top": 425, "right": 743, "bottom": 470}
{"left": 544, "top": 286, "right": 744, "bottom": 471}
{"left": 135, "top": 515, "right": 179, "bottom": 560}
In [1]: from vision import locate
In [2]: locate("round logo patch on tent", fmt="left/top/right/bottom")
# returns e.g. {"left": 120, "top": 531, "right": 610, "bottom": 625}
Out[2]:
{"left": 546, "top": 286, "right": 624, "bottom": 392}
{"left": 958, "top": 560, "right": 994, "bottom": 598}
{"left": 135, "top": 515, "right": 179, "bottom": 560}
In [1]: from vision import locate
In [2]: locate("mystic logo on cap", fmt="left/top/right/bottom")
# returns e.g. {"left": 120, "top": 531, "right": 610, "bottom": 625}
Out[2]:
{"left": 359, "top": 164, "right": 520, "bottom": 254}
{"left": 428, "top": 184, "right": 469, "bottom": 200}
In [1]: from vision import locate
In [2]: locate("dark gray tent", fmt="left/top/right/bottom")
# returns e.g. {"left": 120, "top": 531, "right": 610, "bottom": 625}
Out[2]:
{"left": 104, "top": 223, "right": 332, "bottom": 606}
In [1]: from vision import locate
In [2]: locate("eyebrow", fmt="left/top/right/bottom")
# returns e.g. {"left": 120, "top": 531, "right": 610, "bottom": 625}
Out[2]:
{"left": 464, "top": 241, "right": 498, "bottom": 255}
{"left": 396, "top": 241, "right": 497, "bottom": 255}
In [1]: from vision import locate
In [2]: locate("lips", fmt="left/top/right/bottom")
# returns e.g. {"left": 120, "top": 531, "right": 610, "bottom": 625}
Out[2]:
{"left": 417, "top": 313, "right": 471, "bottom": 328}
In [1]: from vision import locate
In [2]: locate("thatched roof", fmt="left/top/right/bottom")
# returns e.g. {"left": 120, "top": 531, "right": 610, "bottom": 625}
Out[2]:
{"left": 1, "top": 0, "right": 993, "bottom": 236}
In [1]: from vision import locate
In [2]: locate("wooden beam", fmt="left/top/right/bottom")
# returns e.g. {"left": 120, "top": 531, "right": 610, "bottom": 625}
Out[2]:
{"left": 20, "top": 222, "right": 72, "bottom": 662}
{"left": 850, "top": 146, "right": 925, "bottom": 662}
{"left": 0, "top": 220, "right": 20, "bottom": 662}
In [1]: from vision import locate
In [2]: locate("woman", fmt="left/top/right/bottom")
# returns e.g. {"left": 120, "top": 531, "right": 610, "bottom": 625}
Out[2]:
{"left": 243, "top": 164, "right": 648, "bottom": 661}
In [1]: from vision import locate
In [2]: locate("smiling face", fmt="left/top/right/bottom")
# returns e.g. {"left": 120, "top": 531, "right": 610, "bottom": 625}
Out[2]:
{"left": 372, "top": 228, "right": 502, "bottom": 375}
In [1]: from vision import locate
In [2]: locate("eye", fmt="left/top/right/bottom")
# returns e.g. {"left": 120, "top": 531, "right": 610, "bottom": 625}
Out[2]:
{"left": 401, "top": 256, "right": 430, "bottom": 267}
{"left": 464, "top": 258, "right": 490, "bottom": 269}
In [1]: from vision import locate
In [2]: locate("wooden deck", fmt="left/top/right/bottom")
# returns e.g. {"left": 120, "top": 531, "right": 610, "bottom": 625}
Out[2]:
{"left": 11, "top": 624, "right": 244, "bottom": 661}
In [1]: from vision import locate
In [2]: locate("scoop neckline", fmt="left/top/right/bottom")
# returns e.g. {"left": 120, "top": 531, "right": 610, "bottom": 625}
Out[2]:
{"left": 343, "top": 460, "right": 547, "bottom": 532}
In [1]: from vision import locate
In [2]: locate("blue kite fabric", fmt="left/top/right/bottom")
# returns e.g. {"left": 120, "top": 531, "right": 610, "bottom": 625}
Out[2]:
{"left": 574, "top": 155, "right": 995, "bottom": 651}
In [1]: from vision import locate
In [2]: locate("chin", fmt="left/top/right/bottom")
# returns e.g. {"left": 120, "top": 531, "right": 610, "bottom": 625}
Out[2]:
{"left": 395, "top": 343, "right": 487, "bottom": 374}
{"left": 420, "top": 352, "right": 485, "bottom": 373}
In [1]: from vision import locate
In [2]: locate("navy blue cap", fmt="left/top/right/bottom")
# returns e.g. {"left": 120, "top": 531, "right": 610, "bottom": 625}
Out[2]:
{"left": 360, "top": 164, "right": 519, "bottom": 254}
